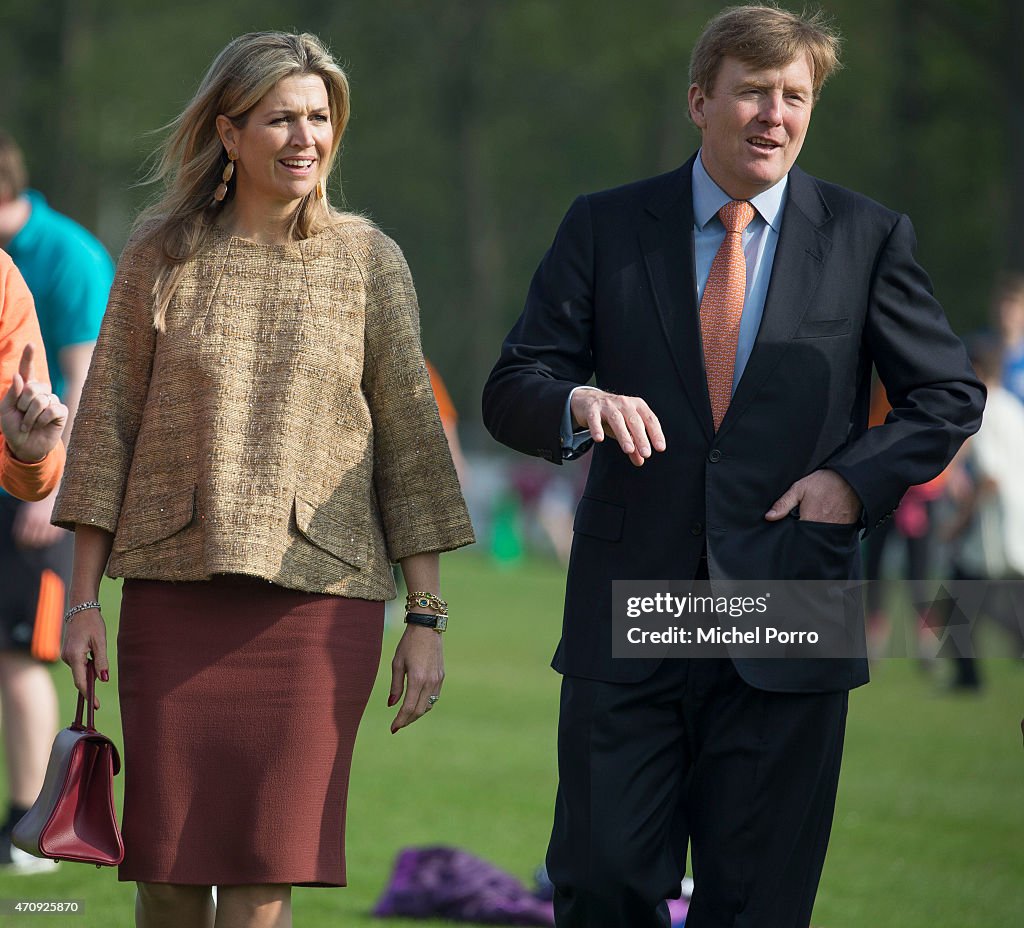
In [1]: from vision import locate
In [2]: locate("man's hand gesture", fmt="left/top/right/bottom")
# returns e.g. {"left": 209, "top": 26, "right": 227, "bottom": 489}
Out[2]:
{"left": 570, "top": 388, "right": 666, "bottom": 467}
{"left": 0, "top": 344, "right": 68, "bottom": 463}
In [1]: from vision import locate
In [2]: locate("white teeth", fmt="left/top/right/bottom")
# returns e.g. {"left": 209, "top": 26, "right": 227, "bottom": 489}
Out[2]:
{"left": 281, "top": 159, "right": 314, "bottom": 167}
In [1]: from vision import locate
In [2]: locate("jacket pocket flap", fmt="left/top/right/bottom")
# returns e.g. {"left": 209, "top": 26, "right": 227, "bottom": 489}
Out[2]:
{"left": 793, "top": 317, "right": 851, "bottom": 339}
{"left": 113, "top": 488, "right": 196, "bottom": 552}
{"left": 294, "top": 496, "right": 367, "bottom": 569}
{"left": 573, "top": 496, "right": 625, "bottom": 542}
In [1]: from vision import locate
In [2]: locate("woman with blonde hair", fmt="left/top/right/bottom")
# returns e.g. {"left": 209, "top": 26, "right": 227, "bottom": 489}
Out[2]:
{"left": 56, "top": 31, "right": 473, "bottom": 928}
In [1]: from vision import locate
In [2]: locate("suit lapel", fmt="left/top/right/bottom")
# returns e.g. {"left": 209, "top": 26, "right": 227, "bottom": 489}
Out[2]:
{"left": 717, "top": 167, "right": 833, "bottom": 440}
{"left": 639, "top": 156, "right": 715, "bottom": 441}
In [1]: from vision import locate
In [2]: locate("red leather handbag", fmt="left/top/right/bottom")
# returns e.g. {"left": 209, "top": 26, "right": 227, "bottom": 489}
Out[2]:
{"left": 12, "top": 660, "right": 124, "bottom": 867}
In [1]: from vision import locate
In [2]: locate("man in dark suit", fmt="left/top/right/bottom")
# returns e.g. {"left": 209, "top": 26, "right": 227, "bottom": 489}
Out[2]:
{"left": 482, "top": 5, "right": 984, "bottom": 927}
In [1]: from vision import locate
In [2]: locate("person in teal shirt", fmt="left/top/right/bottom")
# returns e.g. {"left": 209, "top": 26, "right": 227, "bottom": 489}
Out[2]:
{"left": 4, "top": 188, "right": 112, "bottom": 398}
{"left": 0, "top": 131, "right": 111, "bottom": 874}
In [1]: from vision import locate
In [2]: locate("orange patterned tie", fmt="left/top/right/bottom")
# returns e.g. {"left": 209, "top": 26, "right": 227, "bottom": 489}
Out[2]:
{"left": 699, "top": 199, "right": 756, "bottom": 431}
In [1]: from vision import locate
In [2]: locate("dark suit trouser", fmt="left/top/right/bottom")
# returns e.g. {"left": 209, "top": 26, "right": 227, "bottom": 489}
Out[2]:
{"left": 546, "top": 657, "right": 848, "bottom": 928}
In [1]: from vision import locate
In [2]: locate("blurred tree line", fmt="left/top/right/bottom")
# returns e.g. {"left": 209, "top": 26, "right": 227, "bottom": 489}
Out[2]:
{"left": 1, "top": 0, "right": 1019, "bottom": 441}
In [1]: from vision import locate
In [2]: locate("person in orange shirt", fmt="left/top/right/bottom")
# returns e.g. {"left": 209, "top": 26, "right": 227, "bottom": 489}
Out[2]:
{"left": 0, "top": 253, "right": 68, "bottom": 870}
{"left": 425, "top": 359, "right": 467, "bottom": 487}
{"left": 0, "top": 251, "right": 67, "bottom": 501}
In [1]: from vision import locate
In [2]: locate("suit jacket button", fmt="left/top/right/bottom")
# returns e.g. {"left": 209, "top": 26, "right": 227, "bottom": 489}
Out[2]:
{"left": 708, "top": 449, "right": 722, "bottom": 463}
{"left": 690, "top": 522, "right": 704, "bottom": 535}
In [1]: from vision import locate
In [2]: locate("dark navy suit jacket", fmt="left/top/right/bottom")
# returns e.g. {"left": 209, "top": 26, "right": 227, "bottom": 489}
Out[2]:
{"left": 483, "top": 155, "right": 984, "bottom": 691}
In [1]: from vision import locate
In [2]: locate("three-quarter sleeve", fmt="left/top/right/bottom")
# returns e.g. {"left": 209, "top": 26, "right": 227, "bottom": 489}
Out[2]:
{"left": 358, "top": 230, "right": 474, "bottom": 561}
{"left": 52, "top": 234, "right": 159, "bottom": 532}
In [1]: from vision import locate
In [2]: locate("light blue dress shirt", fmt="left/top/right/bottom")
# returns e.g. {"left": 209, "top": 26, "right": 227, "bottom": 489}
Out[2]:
{"left": 692, "top": 151, "right": 787, "bottom": 392}
{"left": 561, "top": 151, "right": 789, "bottom": 454}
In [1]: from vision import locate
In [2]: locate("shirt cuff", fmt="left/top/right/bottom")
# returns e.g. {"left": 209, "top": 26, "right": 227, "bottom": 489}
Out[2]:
{"left": 561, "top": 386, "right": 598, "bottom": 460}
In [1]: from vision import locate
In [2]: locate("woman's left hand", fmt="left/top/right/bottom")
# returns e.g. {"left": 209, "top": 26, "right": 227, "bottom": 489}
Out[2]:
{"left": 388, "top": 624, "right": 444, "bottom": 733}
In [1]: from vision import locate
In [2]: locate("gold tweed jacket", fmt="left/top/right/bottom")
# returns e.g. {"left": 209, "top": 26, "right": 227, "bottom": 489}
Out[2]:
{"left": 53, "top": 219, "right": 474, "bottom": 598}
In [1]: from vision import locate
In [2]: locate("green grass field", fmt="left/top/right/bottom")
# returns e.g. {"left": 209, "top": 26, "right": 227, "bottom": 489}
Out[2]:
{"left": 1, "top": 551, "right": 1021, "bottom": 927}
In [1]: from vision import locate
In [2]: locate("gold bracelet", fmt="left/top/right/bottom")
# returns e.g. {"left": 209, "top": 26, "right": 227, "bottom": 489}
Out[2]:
{"left": 405, "top": 590, "right": 448, "bottom": 614}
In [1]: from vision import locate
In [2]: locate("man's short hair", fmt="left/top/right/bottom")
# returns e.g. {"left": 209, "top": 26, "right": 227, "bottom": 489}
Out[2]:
{"left": 689, "top": 4, "right": 842, "bottom": 100}
{"left": 0, "top": 133, "right": 28, "bottom": 203}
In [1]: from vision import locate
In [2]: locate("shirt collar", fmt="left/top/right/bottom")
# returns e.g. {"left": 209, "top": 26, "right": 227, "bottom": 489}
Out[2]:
{"left": 692, "top": 149, "right": 788, "bottom": 233}
{"left": 7, "top": 190, "right": 46, "bottom": 254}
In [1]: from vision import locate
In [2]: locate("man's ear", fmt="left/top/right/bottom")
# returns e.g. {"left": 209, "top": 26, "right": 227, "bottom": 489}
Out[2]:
{"left": 688, "top": 83, "right": 707, "bottom": 129}
{"left": 214, "top": 114, "right": 237, "bottom": 152}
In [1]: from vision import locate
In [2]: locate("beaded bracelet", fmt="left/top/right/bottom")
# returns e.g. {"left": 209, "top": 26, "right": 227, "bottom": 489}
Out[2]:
{"left": 63, "top": 601, "right": 102, "bottom": 625}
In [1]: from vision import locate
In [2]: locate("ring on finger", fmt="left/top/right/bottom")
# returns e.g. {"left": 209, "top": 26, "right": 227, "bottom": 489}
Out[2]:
{"left": 427, "top": 694, "right": 440, "bottom": 705}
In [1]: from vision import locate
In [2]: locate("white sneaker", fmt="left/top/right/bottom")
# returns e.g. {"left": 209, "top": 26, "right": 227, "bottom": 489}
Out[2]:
{"left": 4, "top": 843, "right": 60, "bottom": 875}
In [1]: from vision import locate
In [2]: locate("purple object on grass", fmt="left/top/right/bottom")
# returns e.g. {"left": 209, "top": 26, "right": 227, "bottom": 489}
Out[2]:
{"left": 373, "top": 846, "right": 555, "bottom": 926}
{"left": 667, "top": 896, "right": 689, "bottom": 926}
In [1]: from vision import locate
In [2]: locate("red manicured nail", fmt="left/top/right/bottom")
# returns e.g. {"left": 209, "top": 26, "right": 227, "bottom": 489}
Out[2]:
{"left": 100, "top": 670, "right": 109, "bottom": 682}
{"left": 387, "top": 694, "right": 397, "bottom": 707}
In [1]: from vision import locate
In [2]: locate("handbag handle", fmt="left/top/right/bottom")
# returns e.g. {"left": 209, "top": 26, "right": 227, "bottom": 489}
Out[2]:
{"left": 72, "top": 659, "right": 98, "bottom": 733}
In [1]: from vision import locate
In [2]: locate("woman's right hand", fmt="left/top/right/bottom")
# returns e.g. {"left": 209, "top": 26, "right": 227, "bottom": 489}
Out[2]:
{"left": 61, "top": 607, "right": 110, "bottom": 709}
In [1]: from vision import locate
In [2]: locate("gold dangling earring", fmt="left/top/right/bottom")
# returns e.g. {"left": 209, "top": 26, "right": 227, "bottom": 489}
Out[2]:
{"left": 315, "top": 179, "right": 325, "bottom": 200}
{"left": 213, "top": 149, "right": 238, "bottom": 204}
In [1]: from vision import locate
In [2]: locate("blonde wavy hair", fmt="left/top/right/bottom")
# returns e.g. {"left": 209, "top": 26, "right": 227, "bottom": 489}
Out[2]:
{"left": 137, "top": 31, "right": 360, "bottom": 330}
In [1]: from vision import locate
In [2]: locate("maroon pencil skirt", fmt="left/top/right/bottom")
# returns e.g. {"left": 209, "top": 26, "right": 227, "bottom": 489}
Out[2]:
{"left": 116, "top": 575, "right": 384, "bottom": 886}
